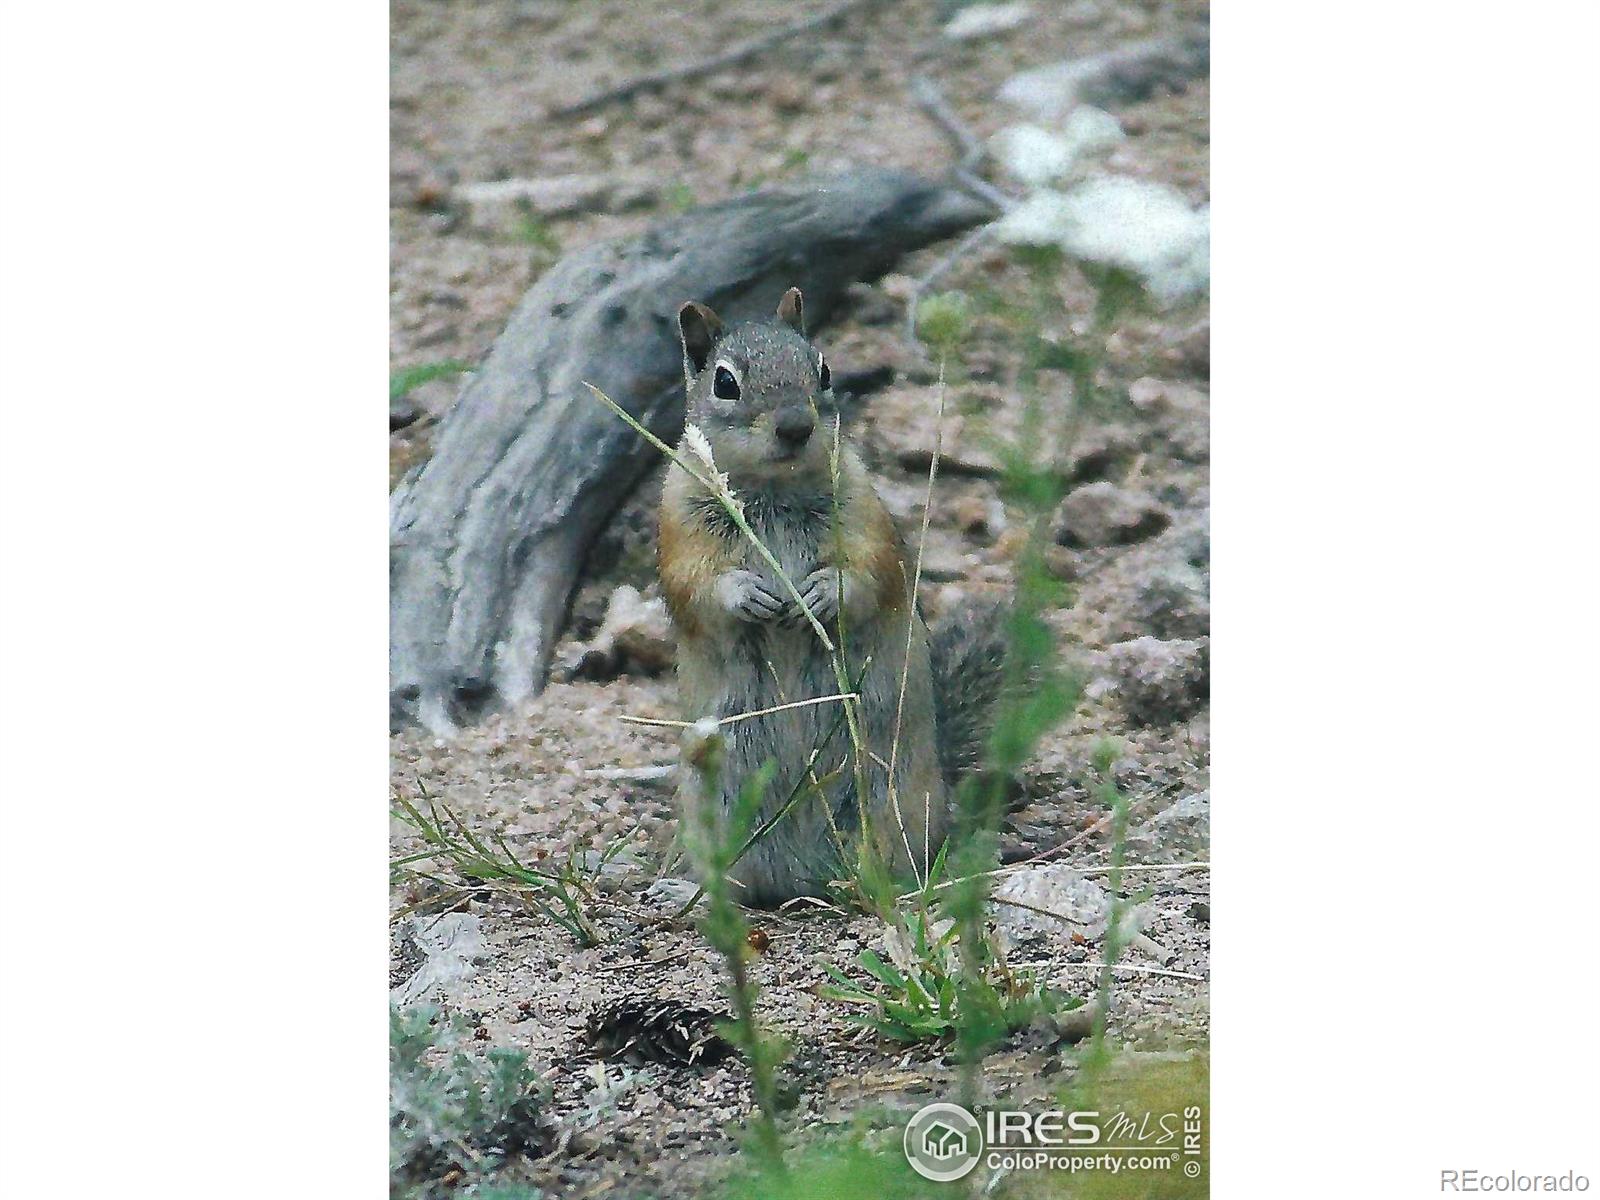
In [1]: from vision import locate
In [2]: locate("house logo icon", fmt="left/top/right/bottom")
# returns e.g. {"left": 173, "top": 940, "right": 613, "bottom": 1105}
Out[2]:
{"left": 903, "top": 1102, "right": 982, "bottom": 1182}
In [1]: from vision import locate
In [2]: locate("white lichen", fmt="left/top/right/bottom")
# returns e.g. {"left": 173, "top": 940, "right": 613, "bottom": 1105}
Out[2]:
{"left": 996, "top": 175, "right": 1209, "bottom": 306}
{"left": 991, "top": 107, "right": 1125, "bottom": 187}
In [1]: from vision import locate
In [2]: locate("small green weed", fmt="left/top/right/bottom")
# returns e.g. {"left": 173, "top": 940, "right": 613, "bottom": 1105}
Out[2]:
{"left": 662, "top": 181, "right": 696, "bottom": 213}
{"left": 712, "top": 1134, "right": 931, "bottom": 1200}
{"left": 390, "top": 1005, "right": 548, "bottom": 1199}
{"left": 680, "top": 732, "right": 790, "bottom": 1170}
{"left": 391, "top": 359, "right": 471, "bottom": 403}
{"left": 821, "top": 905, "right": 1077, "bottom": 1045}
{"left": 512, "top": 209, "right": 561, "bottom": 258}
{"left": 391, "top": 786, "right": 629, "bottom": 947}
{"left": 778, "top": 147, "right": 810, "bottom": 175}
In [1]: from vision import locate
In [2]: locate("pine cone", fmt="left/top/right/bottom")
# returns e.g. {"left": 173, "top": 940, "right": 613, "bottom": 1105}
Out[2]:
{"left": 585, "top": 998, "right": 733, "bottom": 1068}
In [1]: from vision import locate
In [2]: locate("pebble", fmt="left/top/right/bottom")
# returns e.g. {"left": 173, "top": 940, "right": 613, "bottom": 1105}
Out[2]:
{"left": 1055, "top": 482, "right": 1171, "bottom": 548}
{"left": 1092, "top": 636, "right": 1209, "bottom": 727}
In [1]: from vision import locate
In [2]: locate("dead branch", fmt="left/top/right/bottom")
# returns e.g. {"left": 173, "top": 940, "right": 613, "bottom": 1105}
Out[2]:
{"left": 389, "top": 169, "right": 994, "bottom": 733}
{"left": 552, "top": 0, "right": 885, "bottom": 119}
{"left": 910, "top": 74, "right": 987, "bottom": 173}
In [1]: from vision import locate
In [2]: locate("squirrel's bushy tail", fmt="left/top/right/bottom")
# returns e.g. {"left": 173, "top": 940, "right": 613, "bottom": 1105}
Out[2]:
{"left": 929, "top": 600, "right": 1009, "bottom": 788}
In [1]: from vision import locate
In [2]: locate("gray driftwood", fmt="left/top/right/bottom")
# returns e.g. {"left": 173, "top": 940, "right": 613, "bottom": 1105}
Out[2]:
{"left": 390, "top": 168, "right": 995, "bottom": 732}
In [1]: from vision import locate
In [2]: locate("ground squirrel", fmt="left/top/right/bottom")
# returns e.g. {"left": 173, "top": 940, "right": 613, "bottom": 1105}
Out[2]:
{"left": 658, "top": 287, "right": 1004, "bottom": 906}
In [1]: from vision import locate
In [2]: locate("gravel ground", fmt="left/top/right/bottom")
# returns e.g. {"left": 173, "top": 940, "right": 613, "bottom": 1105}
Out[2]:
{"left": 391, "top": 1, "right": 1209, "bottom": 1194}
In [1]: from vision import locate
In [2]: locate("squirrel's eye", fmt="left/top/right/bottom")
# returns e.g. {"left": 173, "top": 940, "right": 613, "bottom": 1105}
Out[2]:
{"left": 712, "top": 365, "right": 740, "bottom": 401}
{"left": 818, "top": 359, "right": 831, "bottom": 391}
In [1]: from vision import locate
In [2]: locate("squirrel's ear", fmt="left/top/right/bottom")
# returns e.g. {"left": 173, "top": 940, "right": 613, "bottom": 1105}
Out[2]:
{"left": 776, "top": 287, "right": 805, "bottom": 334}
{"left": 677, "top": 301, "right": 723, "bottom": 374}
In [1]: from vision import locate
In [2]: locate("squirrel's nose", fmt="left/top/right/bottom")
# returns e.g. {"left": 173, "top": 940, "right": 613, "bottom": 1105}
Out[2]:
{"left": 774, "top": 406, "right": 815, "bottom": 446}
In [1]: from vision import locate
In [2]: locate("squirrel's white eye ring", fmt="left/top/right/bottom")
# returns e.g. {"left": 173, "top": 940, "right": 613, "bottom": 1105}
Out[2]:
{"left": 712, "top": 361, "right": 741, "bottom": 403}
{"left": 817, "top": 357, "right": 831, "bottom": 391}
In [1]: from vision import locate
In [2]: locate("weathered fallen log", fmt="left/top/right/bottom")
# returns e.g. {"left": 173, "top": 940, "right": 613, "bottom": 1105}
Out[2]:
{"left": 390, "top": 168, "right": 995, "bottom": 733}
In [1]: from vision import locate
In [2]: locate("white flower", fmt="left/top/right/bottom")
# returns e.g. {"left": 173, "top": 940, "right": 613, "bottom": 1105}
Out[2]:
{"left": 995, "top": 175, "right": 1209, "bottom": 306}
{"left": 681, "top": 422, "right": 717, "bottom": 475}
{"left": 680, "top": 422, "right": 741, "bottom": 512}
{"left": 992, "top": 108, "right": 1124, "bottom": 188}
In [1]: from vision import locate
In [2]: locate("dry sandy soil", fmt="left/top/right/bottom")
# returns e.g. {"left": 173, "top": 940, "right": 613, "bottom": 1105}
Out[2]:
{"left": 391, "top": 1, "right": 1209, "bottom": 1195}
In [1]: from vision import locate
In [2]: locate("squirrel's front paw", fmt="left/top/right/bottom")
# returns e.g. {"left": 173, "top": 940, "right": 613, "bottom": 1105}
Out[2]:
{"left": 715, "top": 569, "right": 786, "bottom": 623}
{"left": 784, "top": 566, "right": 844, "bottom": 627}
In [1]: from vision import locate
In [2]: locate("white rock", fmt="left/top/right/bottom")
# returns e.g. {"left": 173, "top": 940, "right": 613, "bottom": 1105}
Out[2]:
{"left": 998, "top": 37, "right": 1208, "bottom": 123}
{"left": 390, "top": 913, "right": 487, "bottom": 1006}
{"left": 643, "top": 876, "right": 701, "bottom": 910}
{"left": 942, "top": 1, "right": 1034, "bottom": 41}
{"left": 455, "top": 174, "right": 612, "bottom": 231}
{"left": 992, "top": 865, "right": 1147, "bottom": 945}
{"left": 1129, "top": 790, "right": 1210, "bottom": 860}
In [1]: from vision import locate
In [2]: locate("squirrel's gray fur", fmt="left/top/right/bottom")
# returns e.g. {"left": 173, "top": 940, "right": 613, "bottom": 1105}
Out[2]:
{"left": 929, "top": 602, "right": 1008, "bottom": 787}
{"left": 659, "top": 289, "right": 1004, "bottom": 905}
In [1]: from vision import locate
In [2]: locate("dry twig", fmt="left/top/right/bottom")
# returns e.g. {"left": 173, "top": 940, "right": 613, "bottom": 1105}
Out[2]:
{"left": 910, "top": 75, "right": 987, "bottom": 172}
{"left": 553, "top": 0, "right": 884, "bottom": 118}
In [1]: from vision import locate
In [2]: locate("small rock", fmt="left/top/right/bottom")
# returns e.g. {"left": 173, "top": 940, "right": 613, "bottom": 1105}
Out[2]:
{"left": 994, "top": 865, "right": 1113, "bottom": 941}
{"left": 878, "top": 273, "right": 918, "bottom": 303}
{"left": 390, "top": 913, "right": 487, "bottom": 1007}
{"left": 508, "top": 0, "right": 564, "bottom": 26}
{"left": 1127, "top": 378, "right": 1207, "bottom": 463}
{"left": 870, "top": 388, "right": 998, "bottom": 476}
{"left": 643, "top": 877, "right": 701, "bottom": 911}
{"left": 1125, "top": 557, "right": 1208, "bottom": 640}
{"left": 911, "top": 530, "right": 972, "bottom": 583}
{"left": 998, "top": 35, "right": 1210, "bottom": 122}
{"left": 455, "top": 174, "right": 613, "bottom": 232}
{"left": 873, "top": 385, "right": 1072, "bottom": 478}
{"left": 1061, "top": 0, "right": 1105, "bottom": 26}
{"left": 1055, "top": 482, "right": 1170, "bottom": 548}
{"left": 391, "top": 148, "right": 454, "bottom": 210}
{"left": 606, "top": 179, "right": 662, "bottom": 213}
{"left": 1162, "top": 417, "right": 1208, "bottom": 463}
{"left": 1042, "top": 544, "right": 1079, "bottom": 582}
{"left": 1128, "top": 376, "right": 1207, "bottom": 416}
{"left": 1092, "top": 636, "right": 1208, "bottom": 726}
{"left": 1162, "top": 319, "right": 1210, "bottom": 376}
{"left": 1066, "top": 423, "right": 1137, "bottom": 483}
{"left": 767, "top": 76, "right": 811, "bottom": 113}
{"left": 842, "top": 282, "right": 899, "bottom": 327}
{"left": 1131, "top": 791, "right": 1210, "bottom": 860}
{"left": 563, "top": 585, "right": 675, "bottom": 680}
{"left": 943, "top": 1, "right": 1034, "bottom": 41}
{"left": 953, "top": 493, "right": 1005, "bottom": 541}
{"left": 633, "top": 93, "right": 672, "bottom": 129}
